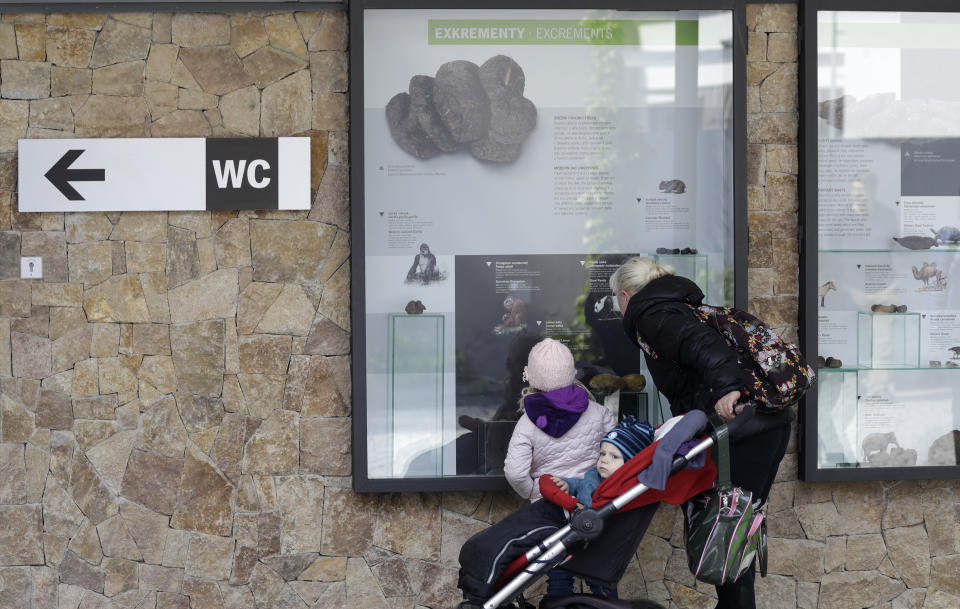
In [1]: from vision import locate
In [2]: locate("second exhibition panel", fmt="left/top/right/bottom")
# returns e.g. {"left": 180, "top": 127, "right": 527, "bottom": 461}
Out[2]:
{"left": 803, "top": 3, "right": 960, "bottom": 480}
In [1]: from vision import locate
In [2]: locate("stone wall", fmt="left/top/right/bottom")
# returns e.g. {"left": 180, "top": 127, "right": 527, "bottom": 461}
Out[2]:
{"left": 0, "top": 5, "right": 956, "bottom": 609}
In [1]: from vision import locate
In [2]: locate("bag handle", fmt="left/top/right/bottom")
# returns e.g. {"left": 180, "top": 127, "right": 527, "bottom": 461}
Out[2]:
{"left": 708, "top": 411, "right": 732, "bottom": 490}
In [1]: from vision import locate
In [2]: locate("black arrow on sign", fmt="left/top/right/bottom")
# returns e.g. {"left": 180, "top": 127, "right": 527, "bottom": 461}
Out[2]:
{"left": 45, "top": 150, "right": 105, "bottom": 201}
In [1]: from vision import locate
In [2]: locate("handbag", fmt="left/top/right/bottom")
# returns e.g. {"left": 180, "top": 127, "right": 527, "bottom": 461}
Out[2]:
{"left": 683, "top": 415, "right": 767, "bottom": 586}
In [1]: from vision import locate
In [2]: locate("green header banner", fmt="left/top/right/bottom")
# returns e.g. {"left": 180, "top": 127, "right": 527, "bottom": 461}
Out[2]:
{"left": 427, "top": 20, "right": 698, "bottom": 46}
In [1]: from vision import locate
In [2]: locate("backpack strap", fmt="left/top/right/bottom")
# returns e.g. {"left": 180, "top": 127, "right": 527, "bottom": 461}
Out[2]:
{"left": 708, "top": 412, "right": 732, "bottom": 490}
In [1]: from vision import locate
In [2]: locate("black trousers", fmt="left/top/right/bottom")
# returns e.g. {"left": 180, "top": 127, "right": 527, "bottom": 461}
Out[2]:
{"left": 714, "top": 424, "right": 791, "bottom": 609}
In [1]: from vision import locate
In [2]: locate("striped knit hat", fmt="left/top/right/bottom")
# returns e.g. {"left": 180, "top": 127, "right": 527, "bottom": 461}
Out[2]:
{"left": 602, "top": 416, "right": 655, "bottom": 461}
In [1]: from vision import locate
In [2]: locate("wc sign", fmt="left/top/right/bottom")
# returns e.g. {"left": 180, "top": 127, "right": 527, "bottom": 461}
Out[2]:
{"left": 18, "top": 137, "right": 310, "bottom": 212}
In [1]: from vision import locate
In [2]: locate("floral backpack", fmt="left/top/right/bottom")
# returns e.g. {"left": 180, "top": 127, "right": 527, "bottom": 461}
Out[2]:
{"left": 636, "top": 304, "right": 816, "bottom": 411}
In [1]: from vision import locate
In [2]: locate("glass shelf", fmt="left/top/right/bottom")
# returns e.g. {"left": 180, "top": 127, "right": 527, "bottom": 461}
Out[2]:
{"left": 654, "top": 253, "right": 708, "bottom": 296}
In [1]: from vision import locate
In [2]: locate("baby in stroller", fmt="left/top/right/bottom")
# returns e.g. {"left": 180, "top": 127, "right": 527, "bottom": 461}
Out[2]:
{"left": 458, "top": 410, "right": 714, "bottom": 609}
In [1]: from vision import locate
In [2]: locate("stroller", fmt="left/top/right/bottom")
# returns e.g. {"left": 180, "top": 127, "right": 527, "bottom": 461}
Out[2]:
{"left": 458, "top": 405, "right": 759, "bottom": 609}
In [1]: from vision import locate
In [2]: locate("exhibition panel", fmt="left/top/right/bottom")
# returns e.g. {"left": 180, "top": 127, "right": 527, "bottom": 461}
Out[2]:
{"left": 803, "top": 3, "right": 960, "bottom": 480}
{"left": 352, "top": 0, "right": 747, "bottom": 491}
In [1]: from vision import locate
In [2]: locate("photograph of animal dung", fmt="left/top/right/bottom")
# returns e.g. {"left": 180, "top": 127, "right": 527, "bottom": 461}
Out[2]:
{"left": 386, "top": 55, "right": 537, "bottom": 164}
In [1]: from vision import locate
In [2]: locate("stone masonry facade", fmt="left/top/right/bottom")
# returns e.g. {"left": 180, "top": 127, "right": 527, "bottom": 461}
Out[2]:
{"left": 0, "top": 4, "right": 956, "bottom": 609}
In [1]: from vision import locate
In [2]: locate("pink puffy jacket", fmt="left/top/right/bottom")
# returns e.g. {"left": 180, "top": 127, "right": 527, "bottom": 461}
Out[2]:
{"left": 504, "top": 401, "right": 616, "bottom": 501}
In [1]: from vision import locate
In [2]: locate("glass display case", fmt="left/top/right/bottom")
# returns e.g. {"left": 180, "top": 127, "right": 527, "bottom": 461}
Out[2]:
{"left": 856, "top": 312, "right": 920, "bottom": 369}
{"left": 655, "top": 253, "right": 709, "bottom": 297}
{"left": 387, "top": 314, "right": 445, "bottom": 477}
{"left": 802, "top": 4, "right": 960, "bottom": 479}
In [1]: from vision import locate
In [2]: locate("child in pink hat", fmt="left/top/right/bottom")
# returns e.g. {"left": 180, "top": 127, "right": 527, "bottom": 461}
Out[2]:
{"left": 503, "top": 338, "right": 616, "bottom": 596}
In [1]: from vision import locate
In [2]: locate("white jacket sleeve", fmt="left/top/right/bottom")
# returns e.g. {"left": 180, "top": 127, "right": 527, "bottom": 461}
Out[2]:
{"left": 504, "top": 419, "right": 537, "bottom": 500}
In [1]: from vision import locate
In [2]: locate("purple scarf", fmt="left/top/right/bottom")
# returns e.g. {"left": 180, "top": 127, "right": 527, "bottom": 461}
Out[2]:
{"left": 523, "top": 385, "right": 590, "bottom": 438}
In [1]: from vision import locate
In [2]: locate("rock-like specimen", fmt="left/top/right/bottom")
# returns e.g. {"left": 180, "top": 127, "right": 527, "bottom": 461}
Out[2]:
{"left": 434, "top": 60, "right": 491, "bottom": 143}
{"left": 470, "top": 55, "right": 537, "bottom": 163}
{"left": 386, "top": 55, "right": 536, "bottom": 164}
{"left": 409, "top": 75, "right": 459, "bottom": 153}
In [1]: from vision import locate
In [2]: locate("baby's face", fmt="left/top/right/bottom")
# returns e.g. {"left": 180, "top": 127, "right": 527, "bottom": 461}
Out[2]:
{"left": 597, "top": 442, "right": 624, "bottom": 479}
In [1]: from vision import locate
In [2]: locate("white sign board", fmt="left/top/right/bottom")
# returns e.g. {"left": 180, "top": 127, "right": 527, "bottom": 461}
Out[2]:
{"left": 18, "top": 137, "right": 310, "bottom": 212}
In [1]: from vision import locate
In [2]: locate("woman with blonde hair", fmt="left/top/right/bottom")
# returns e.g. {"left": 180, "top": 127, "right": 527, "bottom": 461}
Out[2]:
{"left": 609, "top": 256, "right": 790, "bottom": 609}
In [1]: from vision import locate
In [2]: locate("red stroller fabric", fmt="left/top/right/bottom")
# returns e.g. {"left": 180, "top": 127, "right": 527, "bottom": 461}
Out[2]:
{"left": 538, "top": 438, "right": 717, "bottom": 513}
{"left": 591, "top": 437, "right": 717, "bottom": 510}
{"left": 495, "top": 438, "right": 716, "bottom": 591}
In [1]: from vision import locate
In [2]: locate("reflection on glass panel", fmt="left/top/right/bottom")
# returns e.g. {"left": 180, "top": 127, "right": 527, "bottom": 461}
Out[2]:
{"left": 816, "top": 11, "right": 960, "bottom": 471}
{"left": 389, "top": 314, "right": 445, "bottom": 477}
{"left": 857, "top": 312, "right": 920, "bottom": 369}
{"left": 362, "top": 8, "right": 735, "bottom": 482}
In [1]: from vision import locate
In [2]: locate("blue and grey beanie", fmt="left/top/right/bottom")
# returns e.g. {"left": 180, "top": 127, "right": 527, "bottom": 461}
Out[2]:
{"left": 602, "top": 416, "right": 655, "bottom": 461}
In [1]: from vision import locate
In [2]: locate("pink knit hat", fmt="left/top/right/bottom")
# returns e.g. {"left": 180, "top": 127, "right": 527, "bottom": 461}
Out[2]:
{"left": 524, "top": 338, "right": 576, "bottom": 392}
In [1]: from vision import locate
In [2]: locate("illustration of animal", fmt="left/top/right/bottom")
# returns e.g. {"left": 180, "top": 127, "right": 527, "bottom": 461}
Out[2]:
{"left": 931, "top": 226, "right": 960, "bottom": 244}
{"left": 861, "top": 432, "right": 901, "bottom": 461}
{"left": 818, "top": 281, "right": 836, "bottom": 307}
{"left": 593, "top": 295, "right": 614, "bottom": 316}
{"left": 893, "top": 236, "right": 938, "bottom": 250}
{"left": 950, "top": 346, "right": 960, "bottom": 359}
{"left": 935, "top": 269, "right": 947, "bottom": 289}
{"left": 912, "top": 262, "right": 938, "bottom": 286}
{"left": 658, "top": 179, "right": 686, "bottom": 194}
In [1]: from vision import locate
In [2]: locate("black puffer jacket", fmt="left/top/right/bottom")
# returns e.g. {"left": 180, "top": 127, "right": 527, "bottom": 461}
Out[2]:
{"left": 622, "top": 275, "right": 747, "bottom": 416}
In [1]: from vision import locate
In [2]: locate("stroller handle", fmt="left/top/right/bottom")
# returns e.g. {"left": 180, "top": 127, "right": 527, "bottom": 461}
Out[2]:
{"left": 723, "top": 402, "right": 757, "bottom": 439}
{"left": 601, "top": 405, "right": 757, "bottom": 516}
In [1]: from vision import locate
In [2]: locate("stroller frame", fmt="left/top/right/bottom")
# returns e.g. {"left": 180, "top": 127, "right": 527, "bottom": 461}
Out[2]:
{"left": 480, "top": 406, "right": 756, "bottom": 609}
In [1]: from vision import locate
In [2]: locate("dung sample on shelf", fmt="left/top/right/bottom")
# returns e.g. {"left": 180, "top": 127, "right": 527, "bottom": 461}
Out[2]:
{"left": 892, "top": 236, "right": 938, "bottom": 250}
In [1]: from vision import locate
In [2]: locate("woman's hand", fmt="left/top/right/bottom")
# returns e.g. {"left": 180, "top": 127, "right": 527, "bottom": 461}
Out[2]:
{"left": 551, "top": 476, "right": 569, "bottom": 492}
{"left": 714, "top": 390, "right": 742, "bottom": 421}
